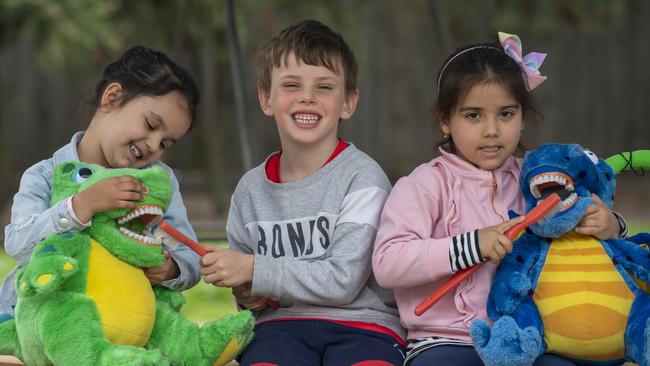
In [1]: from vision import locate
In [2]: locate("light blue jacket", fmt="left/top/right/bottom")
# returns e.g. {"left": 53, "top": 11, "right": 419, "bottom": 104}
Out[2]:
{"left": 0, "top": 132, "right": 200, "bottom": 316}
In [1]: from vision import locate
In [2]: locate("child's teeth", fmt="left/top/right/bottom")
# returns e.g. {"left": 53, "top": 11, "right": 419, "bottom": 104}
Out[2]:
{"left": 130, "top": 145, "right": 142, "bottom": 158}
{"left": 293, "top": 113, "right": 319, "bottom": 124}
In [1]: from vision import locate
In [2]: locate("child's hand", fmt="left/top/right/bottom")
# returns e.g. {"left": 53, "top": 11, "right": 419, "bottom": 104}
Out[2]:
{"left": 72, "top": 176, "right": 146, "bottom": 223}
{"left": 232, "top": 284, "right": 268, "bottom": 312}
{"left": 200, "top": 249, "right": 254, "bottom": 288}
{"left": 144, "top": 250, "right": 180, "bottom": 284}
{"left": 478, "top": 216, "right": 526, "bottom": 264}
{"left": 575, "top": 194, "right": 620, "bottom": 240}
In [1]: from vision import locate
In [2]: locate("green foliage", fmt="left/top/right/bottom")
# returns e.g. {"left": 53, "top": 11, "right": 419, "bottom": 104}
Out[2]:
{"left": 491, "top": 0, "right": 625, "bottom": 35}
{"left": 1, "top": 0, "right": 362, "bottom": 69}
{"left": 180, "top": 242, "right": 237, "bottom": 324}
{"left": 0, "top": 248, "right": 15, "bottom": 280}
{"left": 0, "top": 0, "right": 122, "bottom": 66}
{"left": 628, "top": 220, "right": 650, "bottom": 237}
{"left": 180, "top": 279, "right": 237, "bottom": 324}
{"left": 437, "top": 0, "right": 625, "bottom": 44}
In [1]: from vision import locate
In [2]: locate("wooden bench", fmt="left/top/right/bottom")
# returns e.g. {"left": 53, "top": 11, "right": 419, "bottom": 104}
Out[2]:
{"left": 0, "top": 356, "right": 22, "bottom": 366}
{"left": 0, "top": 355, "right": 240, "bottom": 365}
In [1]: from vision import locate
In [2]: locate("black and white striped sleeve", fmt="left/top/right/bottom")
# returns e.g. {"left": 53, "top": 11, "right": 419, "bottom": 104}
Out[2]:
{"left": 612, "top": 211, "right": 628, "bottom": 239}
{"left": 449, "top": 230, "right": 484, "bottom": 272}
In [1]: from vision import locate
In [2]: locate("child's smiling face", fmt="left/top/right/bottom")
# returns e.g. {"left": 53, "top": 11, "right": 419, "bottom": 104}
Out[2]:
{"left": 92, "top": 87, "right": 191, "bottom": 169}
{"left": 258, "top": 53, "right": 358, "bottom": 151}
{"left": 441, "top": 82, "right": 523, "bottom": 170}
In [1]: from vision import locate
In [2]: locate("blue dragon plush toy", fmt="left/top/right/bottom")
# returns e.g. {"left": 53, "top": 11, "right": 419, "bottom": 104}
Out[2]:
{"left": 470, "top": 144, "right": 650, "bottom": 366}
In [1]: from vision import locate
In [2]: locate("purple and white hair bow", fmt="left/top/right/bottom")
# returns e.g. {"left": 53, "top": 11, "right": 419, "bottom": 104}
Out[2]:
{"left": 498, "top": 32, "right": 547, "bottom": 90}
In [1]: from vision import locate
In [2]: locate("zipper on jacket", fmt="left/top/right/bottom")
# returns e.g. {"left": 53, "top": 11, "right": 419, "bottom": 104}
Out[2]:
{"left": 490, "top": 172, "right": 506, "bottom": 222}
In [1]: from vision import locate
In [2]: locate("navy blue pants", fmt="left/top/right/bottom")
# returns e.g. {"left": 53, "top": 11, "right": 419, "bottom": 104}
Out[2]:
{"left": 408, "top": 345, "right": 576, "bottom": 366}
{"left": 238, "top": 320, "right": 406, "bottom": 366}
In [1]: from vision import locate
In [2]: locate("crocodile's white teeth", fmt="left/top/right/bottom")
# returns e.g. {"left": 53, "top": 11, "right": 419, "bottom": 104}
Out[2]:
{"left": 118, "top": 227, "right": 162, "bottom": 246}
{"left": 116, "top": 205, "right": 164, "bottom": 225}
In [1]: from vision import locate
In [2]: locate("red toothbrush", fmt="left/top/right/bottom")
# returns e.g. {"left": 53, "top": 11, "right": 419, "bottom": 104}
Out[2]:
{"left": 156, "top": 220, "right": 209, "bottom": 256}
{"left": 414, "top": 190, "right": 567, "bottom": 316}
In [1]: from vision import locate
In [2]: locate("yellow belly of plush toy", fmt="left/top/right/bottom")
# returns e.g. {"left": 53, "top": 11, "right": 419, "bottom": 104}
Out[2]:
{"left": 533, "top": 232, "right": 634, "bottom": 362}
{"left": 85, "top": 239, "right": 156, "bottom": 347}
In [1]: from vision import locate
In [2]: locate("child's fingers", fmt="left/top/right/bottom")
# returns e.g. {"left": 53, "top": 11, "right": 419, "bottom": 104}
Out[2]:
{"left": 574, "top": 226, "right": 601, "bottom": 236}
{"left": 200, "top": 249, "right": 227, "bottom": 268}
{"left": 203, "top": 272, "right": 225, "bottom": 286}
{"left": 492, "top": 249, "right": 505, "bottom": 262}
{"left": 577, "top": 216, "right": 598, "bottom": 228}
{"left": 581, "top": 204, "right": 598, "bottom": 217}
{"left": 497, "top": 215, "right": 526, "bottom": 232}
{"left": 112, "top": 200, "right": 138, "bottom": 209}
{"left": 590, "top": 193, "right": 604, "bottom": 205}
{"left": 488, "top": 241, "right": 507, "bottom": 263}
{"left": 109, "top": 176, "right": 144, "bottom": 194}
{"left": 113, "top": 191, "right": 144, "bottom": 202}
{"left": 497, "top": 235, "right": 514, "bottom": 253}
{"left": 232, "top": 284, "right": 251, "bottom": 297}
{"left": 233, "top": 288, "right": 252, "bottom": 298}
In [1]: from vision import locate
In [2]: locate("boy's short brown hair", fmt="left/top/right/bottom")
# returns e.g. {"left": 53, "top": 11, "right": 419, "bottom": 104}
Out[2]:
{"left": 257, "top": 19, "right": 358, "bottom": 95}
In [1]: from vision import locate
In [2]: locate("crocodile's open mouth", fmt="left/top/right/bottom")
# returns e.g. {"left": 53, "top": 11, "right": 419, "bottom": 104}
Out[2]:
{"left": 115, "top": 204, "right": 164, "bottom": 246}
{"left": 528, "top": 172, "right": 578, "bottom": 212}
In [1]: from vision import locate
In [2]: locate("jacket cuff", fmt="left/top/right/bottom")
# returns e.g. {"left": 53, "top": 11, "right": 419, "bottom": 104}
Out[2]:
{"left": 51, "top": 198, "right": 87, "bottom": 234}
{"left": 449, "top": 230, "right": 483, "bottom": 272}
{"left": 612, "top": 211, "right": 628, "bottom": 239}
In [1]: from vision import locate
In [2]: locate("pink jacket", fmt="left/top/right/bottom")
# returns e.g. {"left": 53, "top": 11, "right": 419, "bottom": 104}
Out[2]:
{"left": 373, "top": 148, "right": 524, "bottom": 341}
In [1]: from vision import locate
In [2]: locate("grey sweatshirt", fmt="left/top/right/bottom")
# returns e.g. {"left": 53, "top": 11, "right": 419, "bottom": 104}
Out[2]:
{"left": 227, "top": 144, "right": 405, "bottom": 339}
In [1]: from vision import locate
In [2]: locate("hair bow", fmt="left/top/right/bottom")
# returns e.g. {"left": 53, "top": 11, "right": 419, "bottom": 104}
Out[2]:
{"left": 498, "top": 32, "right": 547, "bottom": 90}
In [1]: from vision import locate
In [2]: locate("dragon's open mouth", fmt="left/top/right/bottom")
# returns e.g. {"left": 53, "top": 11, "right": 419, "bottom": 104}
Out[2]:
{"left": 116, "top": 204, "right": 164, "bottom": 246}
{"left": 528, "top": 172, "right": 578, "bottom": 212}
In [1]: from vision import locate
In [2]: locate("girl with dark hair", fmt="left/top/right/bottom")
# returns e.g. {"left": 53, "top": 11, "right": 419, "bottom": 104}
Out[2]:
{"left": 0, "top": 45, "right": 201, "bottom": 319}
{"left": 372, "top": 33, "right": 625, "bottom": 365}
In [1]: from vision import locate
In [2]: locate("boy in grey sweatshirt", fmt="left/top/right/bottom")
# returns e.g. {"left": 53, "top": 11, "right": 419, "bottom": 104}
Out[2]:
{"left": 200, "top": 19, "right": 406, "bottom": 365}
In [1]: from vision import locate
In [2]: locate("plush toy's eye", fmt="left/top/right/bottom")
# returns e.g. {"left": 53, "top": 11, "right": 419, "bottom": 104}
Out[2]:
{"left": 583, "top": 150, "right": 599, "bottom": 165}
{"left": 72, "top": 167, "right": 93, "bottom": 183}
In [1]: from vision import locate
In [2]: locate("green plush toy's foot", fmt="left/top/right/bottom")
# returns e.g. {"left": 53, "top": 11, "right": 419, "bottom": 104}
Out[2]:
{"left": 200, "top": 310, "right": 254, "bottom": 366}
{"left": 97, "top": 345, "right": 169, "bottom": 366}
{"left": 0, "top": 317, "right": 20, "bottom": 358}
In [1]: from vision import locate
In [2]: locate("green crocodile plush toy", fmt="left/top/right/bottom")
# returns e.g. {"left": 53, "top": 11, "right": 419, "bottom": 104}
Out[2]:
{"left": 0, "top": 161, "right": 253, "bottom": 366}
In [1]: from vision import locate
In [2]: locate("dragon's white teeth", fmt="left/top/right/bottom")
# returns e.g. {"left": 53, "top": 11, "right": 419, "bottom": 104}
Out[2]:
{"left": 560, "top": 193, "right": 578, "bottom": 210}
{"left": 116, "top": 205, "right": 164, "bottom": 225}
{"left": 118, "top": 227, "right": 162, "bottom": 246}
{"left": 531, "top": 185, "right": 541, "bottom": 199}
{"left": 529, "top": 172, "right": 577, "bottom": 200}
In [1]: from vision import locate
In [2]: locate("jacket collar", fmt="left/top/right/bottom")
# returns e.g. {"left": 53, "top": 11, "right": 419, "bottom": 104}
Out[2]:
{"left": 437, "top": 147, "right": 521, "bottom": 177}
{"left": 52, "top": 131, "right": 84, "bottom": 165}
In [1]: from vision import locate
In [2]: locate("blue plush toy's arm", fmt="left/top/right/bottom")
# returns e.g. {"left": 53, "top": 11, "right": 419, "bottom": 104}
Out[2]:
{"left": 487, "top": 233, "right": 543, "bottom": 320}
{"left": 607, "top": 236, "right": 650, "bottom": 283}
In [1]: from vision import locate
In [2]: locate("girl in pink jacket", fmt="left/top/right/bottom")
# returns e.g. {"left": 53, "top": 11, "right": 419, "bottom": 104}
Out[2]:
{"left": 372, "top": 33, "right": 626, "bottom": 366}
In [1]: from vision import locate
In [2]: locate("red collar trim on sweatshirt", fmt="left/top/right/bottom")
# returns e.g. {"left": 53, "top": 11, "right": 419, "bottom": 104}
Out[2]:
{"left": 265, "top": 139, "right": 349, "bottom": 183}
